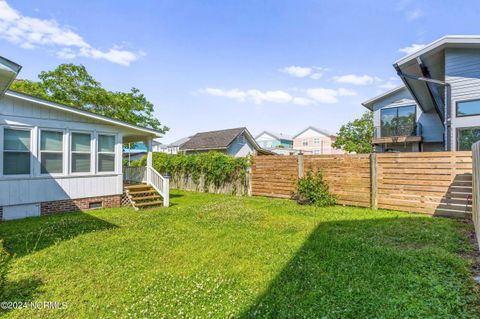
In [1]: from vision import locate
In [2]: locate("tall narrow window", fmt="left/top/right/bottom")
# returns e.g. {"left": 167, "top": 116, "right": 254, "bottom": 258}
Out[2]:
{"left": 302, "top": 138, "right": 308, "bottom": 146}
{"left": 3, "top": 128, "right": 30, "bottom": 175}
{"left": 40, "top": 130, "right": 63, "bottom": 174}
{"left": 71, "top": 132, "right": 91, "bottom": 173}
{"left": 98, "top": 135, "right": 115, "bottom": 172}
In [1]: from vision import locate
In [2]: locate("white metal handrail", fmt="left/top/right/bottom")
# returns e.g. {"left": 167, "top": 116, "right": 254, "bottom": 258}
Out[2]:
{"left": 147, "top": 166, "right": 170, "bottom": 207}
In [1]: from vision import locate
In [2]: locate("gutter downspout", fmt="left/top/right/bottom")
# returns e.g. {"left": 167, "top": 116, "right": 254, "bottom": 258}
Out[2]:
{"left": 394, "top": 66, "right": 451, "bottom": 151}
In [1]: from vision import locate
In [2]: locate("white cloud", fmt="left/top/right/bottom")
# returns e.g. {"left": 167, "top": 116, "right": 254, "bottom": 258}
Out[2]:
{"left": 406, "top": 8, "right": 423, "bottom": 20}
{"left": 199, "top": 86, "right": 354, "bottom": 105}
{"left": 333, "top": 74, "right": 378, "bottom": 86}
{"left": 306, "top": 87, "right": 356, "bottom": 104}
{"left": 199, "top": 88, "right": 293, "bottom": 104}
{"left": 398, "top": 43, "right": 427, "bottom": 55}
{"left": 247, "top": 89, "right": 292, "bottom": 104}
{"left": 200, "top": 88, "right": 248, "bottom": 101}
{"left": 0, "top": 1, "right": 143, "bottom": 66}
{"left": 281, "top": 65, "right": 325, "bottom": 79}
{"left": 292, "top": 97, "right": 313, "bottom": 105}
{"left": 281, "top": 66, "right": 312, "bottom": 78}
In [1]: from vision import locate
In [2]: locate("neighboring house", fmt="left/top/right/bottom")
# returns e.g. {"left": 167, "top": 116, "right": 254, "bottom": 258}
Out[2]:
{"left": 255, "top": 131, "right": 293, "bottom": 149}
{"left": 293, "top": 126, "right": 344, "bottom": 154}
{"left": 363, "top": 35, "right": 480, "bottom": 152}
{"left": 0, "top": 56, "right": 163, "bottom": 220}
{"left": 180, "top": 127, "right": 267, "bottom": 157}
{"left": 156, "top": 136, "right": 190, "bottom": 154}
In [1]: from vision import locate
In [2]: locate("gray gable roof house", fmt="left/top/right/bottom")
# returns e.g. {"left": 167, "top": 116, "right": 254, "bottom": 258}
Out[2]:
{"left": 362, "top": 35, "right": 480, "bottom": 152}
{"left": 180, "top": 127, "right": 268, "bottom": 157}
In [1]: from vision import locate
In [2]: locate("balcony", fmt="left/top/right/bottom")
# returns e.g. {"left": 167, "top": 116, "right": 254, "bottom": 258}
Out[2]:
{"left": 373, "top": 123, "right": 422, "bottom": 144}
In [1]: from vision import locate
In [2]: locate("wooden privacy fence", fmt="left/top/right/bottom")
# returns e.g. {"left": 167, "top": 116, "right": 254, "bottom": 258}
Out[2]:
{"left": 472, "top": 142, "right": 480, "bottom": 246}
{"left": 251, "top": 151, "right": 473, "bottom": 218}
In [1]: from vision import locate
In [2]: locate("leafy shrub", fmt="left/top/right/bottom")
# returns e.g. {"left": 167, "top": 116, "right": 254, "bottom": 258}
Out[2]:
{"left": 295, "top": 170, "right": 336, "bottom": 207}
{"left": 140, "top": 152, "right": 250, "bottom": 192}
{"left": 0, "top": 240, "right": 11, "bottom": 298}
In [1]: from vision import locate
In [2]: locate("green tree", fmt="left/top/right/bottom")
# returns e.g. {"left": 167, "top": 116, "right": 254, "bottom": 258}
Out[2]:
{"left": 332, "top": 111, "right": 373, "bottom": 153}
{"left": 10, "top": 64, "right": 168, "bottom": 133}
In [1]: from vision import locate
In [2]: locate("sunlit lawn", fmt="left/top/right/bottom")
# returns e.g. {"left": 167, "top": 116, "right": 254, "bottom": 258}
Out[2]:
{"left": 1, "top": 190, "right": 479, "bottom": 318}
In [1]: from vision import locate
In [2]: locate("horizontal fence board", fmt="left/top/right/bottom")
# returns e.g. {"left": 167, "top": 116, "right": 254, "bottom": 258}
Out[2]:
{"left": 251, "top": 152, "right": 473, "bottom": 218}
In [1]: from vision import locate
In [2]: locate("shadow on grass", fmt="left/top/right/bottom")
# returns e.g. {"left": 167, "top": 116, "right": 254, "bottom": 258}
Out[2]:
{"left": 0, "top": 212, "right": 118, "bottom": 258}
{"left": 240, "top": 215, "right": 479, "bottom": 318}
{"left": 0, "top": 277, "right": 43, "bottom": 316}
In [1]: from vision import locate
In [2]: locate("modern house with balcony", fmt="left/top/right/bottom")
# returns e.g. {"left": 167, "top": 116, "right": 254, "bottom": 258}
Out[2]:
{"left": 363, "top": 35, "right": 480, "bottom": 152}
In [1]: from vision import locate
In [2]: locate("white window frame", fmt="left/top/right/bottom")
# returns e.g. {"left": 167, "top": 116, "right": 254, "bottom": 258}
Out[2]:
{"left": 39, "top": 128, "right": 65, "bottom": 176}
{"left": 314, "top": 137, "right": 320, "bottom": 145}
{"left": 97, "top": 133, "right": 116, "bottom": 174}
{"left": 302, "top": 138, "right": 308, "bottom": 146}
{"left": 70, "top": 130, "right": 93, "bottom": 175}
{"left": 2, "top": 126, "right": 33, "bottom": 178}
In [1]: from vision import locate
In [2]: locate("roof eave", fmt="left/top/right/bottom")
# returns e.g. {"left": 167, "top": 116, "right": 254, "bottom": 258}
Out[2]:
{"left": 5, "top": 90, "right": 163, "bottom": 137}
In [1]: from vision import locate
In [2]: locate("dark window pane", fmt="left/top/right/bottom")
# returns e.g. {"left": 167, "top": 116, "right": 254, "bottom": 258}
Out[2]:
{"left": 71, "top": 133, "right": 91, "bottom": 152}
{"left": 458, "top": 128, "right": 480, "bottom": 151}
{"left": 41, "top": 153, "right": 63, "bottom": 174}
{"left": 98, "top": 154, "right": 115, "bottom": 172}
{"left": 98, "top": 135, "right": 115, "bottom": 152}
{"left": 457, "top": 100, "right": 480, "bottom": 116}
{"left": 72, "top": 153, "right": 91, "bottom": 173}
{"left": 4, "top": 152, "right": 30, "bottom": 175}
{"left": 41, "top": 131, "right": 63, "bottom": 151}
{"left": 4, "top": 129, "right": 30, "bottom": 151}
{"left": 380, "top": 108, "right": 397, "bottom": 136}
{"left": 381, "top": 105, "right": 416, "bottom": 137}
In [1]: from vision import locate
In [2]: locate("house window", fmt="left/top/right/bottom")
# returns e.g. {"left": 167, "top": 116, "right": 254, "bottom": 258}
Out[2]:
{"left": 3, "top": 128, "right": 31, "bottom": 175}
{"left": 302, "top": 138, "right": 308, "bottom": 146}
{"left": 314, "top": 137, "right": 320, "bottom": 145}
{"left": 40, "top": 130, "right": 63, "bottom": 174}
{"left": 314, "top": 150, "right": 320, "bottom": 155}
{"left": 71, "top": 132, "right": 91, "bottom": 173}
{"left": 238, "top": 135, "right": 245, "bottom": 145}
{"left": 98, "top": 134, "right": 115, "bottom": 172}
{"left": 457, "top": 127, "right": 480, "bottom": 151}
{"left": 457, "top": 99, "right": 480, "bottom": 117}
{"left": 380, "top": 105, "right": 416, "bottom": 137}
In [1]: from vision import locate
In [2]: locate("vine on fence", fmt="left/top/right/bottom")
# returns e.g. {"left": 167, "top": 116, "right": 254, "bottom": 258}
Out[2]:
{"left": 138, "top": 152, "right": 250, "bottom": 191}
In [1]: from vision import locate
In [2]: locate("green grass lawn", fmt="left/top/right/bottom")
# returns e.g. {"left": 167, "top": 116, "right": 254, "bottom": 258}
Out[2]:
{"left": 0, "top": 190, "right": 479, "bottom": 318}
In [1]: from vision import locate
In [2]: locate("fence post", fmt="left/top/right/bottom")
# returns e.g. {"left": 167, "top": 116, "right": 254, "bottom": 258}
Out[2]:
{"left": 371, "top": 153, "right": 378, "bottom": 210}
{"left": 298, "top": 153, "right": 304, "bottom": 178}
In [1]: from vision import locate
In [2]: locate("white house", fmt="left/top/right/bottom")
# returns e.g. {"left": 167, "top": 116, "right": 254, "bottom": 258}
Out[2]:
{"left": 0, "top": 56, "right": 167, "bottom": 220}
{"left": 179, "top": 127, "right": 269, "bottom": 157}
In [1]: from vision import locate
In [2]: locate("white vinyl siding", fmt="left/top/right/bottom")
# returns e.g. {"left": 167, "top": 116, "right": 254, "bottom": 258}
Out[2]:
{"left": 446, "top": 49, "right": 480, "bottom": 150}
{"left": 98, "top": 134, "right": 115, "bottom": 172}
{"left": 3, "top": 128, "right": 31, "bottom": 175}
{"left": 40, "top": 130, "right": 63, "bottom": 174}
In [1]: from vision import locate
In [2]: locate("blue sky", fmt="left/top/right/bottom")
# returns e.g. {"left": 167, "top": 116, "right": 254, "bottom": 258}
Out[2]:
{"left": 1, "top": 0, "right": 480, "bottom": 143}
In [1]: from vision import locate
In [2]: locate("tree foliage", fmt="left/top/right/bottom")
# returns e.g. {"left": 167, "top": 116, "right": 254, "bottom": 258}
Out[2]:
{"left": 332, "top": 111, "right": 373, "bottom": 153}
{"left": 10, "top": 64, "right": 168, "bottom": 133}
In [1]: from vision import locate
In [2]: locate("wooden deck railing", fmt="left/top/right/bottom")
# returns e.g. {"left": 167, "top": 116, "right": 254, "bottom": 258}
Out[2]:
{"left": 147, "top": 166, "right": 170, "bottom": 207}
{"left": 123, "top": 166, "right": 169, "bottom": 207}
